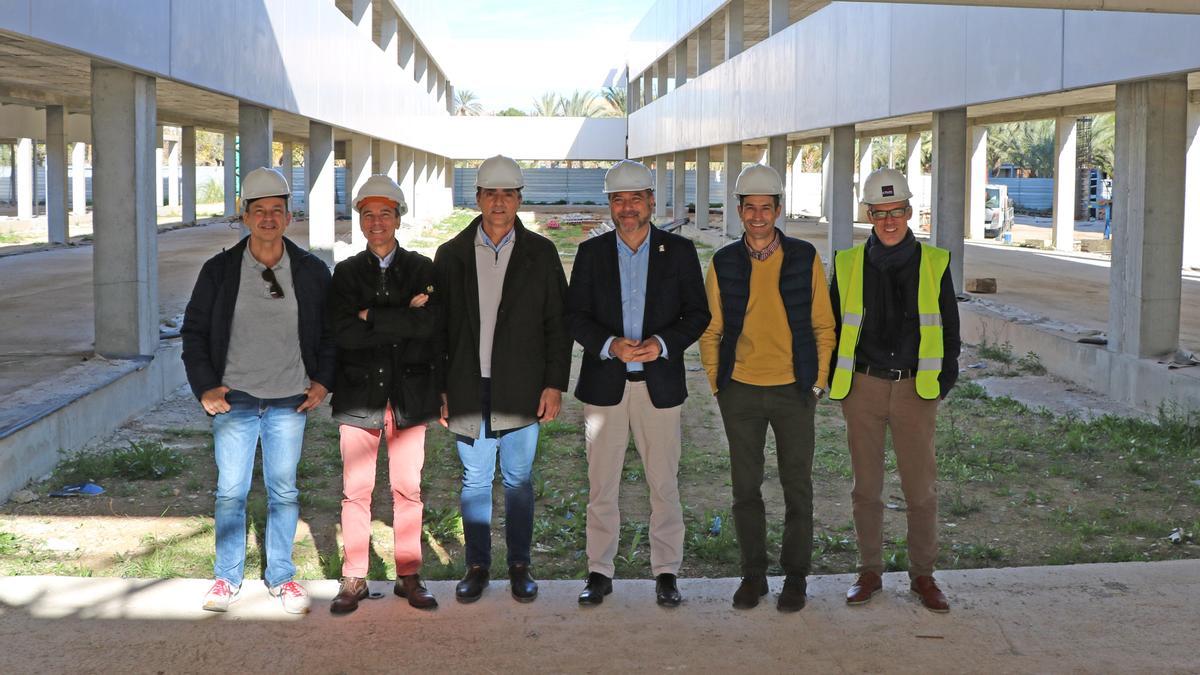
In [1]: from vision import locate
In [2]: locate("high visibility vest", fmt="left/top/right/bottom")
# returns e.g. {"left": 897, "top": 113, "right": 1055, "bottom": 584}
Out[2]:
{"left": 828, "top": 243, "right": 949, "bottom": 401}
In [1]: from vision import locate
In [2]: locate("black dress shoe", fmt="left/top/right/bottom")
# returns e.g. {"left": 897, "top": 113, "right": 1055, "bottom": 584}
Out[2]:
{"left": 455, "top": 564, "right": 489, "bottom": 603}
{"left": 509, "top": 563, "right": 538, "bottom": 603}
{"left": 578, "top": 572, "right": 613, "bottom": 606}
{"left": 777, "top": 575, "right": 806, "bottom": 613}
{"left": 655, "top": 573, "right": 682, "bottom": 608}
{"left": 732, "top": 575, "right": 768, "bottom": 609}
{"left": 395, "top": 574, "right": 438, "bottom": 610}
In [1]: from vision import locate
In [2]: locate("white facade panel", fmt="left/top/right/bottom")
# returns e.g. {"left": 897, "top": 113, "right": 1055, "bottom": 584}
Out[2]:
{"left": 794, "top": 9, "right": 839, "bottom": 131}
{"left": 1064, "top": 11, "right": 1200, "bottom": 88}
{"left": 889, "top": 4, "right": 967, "bottom": 115}
{"left": 833, "top": 4, "right": 891, "bottom": 126}
{"left": 964, "top": 8, "right": 1064, "bottom": 104}
{"left": 628, "top": 0, "right": 727, "bottom": 78}
{"left": 32, "top": 0, "right": 171, "bottom": 76}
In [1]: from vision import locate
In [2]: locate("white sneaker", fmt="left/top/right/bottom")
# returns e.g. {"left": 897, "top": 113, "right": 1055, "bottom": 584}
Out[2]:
{"left": 269, "top": 580, "right": 311, "bottom": 614}
{"left": 202, "top": 579, "right": 240, "bottom": 612}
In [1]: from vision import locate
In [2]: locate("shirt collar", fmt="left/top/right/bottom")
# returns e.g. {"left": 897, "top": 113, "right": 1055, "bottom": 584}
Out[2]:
{"left": 244, "top": 245, "right": 288, "bottom": 271}
{"left": 744, "top": 229, "right": 781, "bottom": 261}
{"left": 615, "top": 231, "right": 651, "bottom": 257}
{"left": 372, "top": 242, "right": 398, "bottom": 269}
{"left": 476, "top": 224, "right": 515, "bottom": 254}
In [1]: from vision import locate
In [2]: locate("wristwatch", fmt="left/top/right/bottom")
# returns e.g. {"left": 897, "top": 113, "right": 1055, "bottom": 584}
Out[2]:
{"left": 811, "top": 386, "right": 825, "bottom": 399}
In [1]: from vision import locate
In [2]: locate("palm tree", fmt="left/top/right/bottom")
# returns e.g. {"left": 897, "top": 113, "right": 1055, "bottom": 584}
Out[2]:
{"left": 454, "top": 89, "right": 483, "bottom": 116}
{"left": 601, "top": 85, "right": 626, "bottom": 117}
{"left": 558, "top": 90, "right": 603, "bottom": 118}
{"left": 531, "top": 92, "right": 560, "bottom": 117}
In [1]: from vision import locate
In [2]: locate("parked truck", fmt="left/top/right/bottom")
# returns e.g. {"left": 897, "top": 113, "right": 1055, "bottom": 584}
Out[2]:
{"left": 984, "top": 184, "right": 1015, "bottom": 239}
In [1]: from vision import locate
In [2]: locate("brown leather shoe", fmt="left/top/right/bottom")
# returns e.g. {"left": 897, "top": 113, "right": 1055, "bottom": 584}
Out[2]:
{"left": 846, "top": 571, "right": 883, "bottom": 605}
{"left": 330, "top": 577, "right": 368, "bottom": 615}
{"left": 910, "top": 575, "right": 950, "bottom": 613}
{"left": 394, "top": 574, "right": 438, "bottom": 610}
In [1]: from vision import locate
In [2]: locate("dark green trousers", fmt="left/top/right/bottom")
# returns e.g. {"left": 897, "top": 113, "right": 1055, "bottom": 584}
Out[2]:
{"left": 716, "top": 379, "right": 815, "bottom": 577}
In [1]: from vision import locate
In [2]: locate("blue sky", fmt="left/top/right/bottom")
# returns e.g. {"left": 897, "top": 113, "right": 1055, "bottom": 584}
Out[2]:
{"left": 441, "top": 0, "right": 655, "bottom": 113}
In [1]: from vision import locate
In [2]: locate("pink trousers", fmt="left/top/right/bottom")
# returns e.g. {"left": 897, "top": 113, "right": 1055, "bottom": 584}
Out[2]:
{"left": 339, "top": 407, "right": 426, "bottom": 578}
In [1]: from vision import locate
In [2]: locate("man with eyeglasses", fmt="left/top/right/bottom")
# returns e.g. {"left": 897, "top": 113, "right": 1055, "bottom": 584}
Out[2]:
{"left": 828, "top": 167, "right": 960, "bottom": 613}
{"left": 182, "top": 166, "right": 335, "bottom": 615}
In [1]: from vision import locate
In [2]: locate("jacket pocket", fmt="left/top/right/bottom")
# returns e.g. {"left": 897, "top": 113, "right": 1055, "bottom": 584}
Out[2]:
{"left": 394, "top": 364, "right": 439, "bottom": 428}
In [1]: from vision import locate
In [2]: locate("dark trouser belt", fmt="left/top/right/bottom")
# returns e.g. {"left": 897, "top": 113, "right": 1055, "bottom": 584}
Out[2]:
{"left": 854, "top": 363, "right": 914, "bottom": 381}
{"left": 625, "top": 371, "right": 646, "bottom": 382}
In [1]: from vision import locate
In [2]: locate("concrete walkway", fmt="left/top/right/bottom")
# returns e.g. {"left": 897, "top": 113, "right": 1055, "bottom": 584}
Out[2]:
{"left": 0, "top": 561, "right": 1195, "bottom": 672}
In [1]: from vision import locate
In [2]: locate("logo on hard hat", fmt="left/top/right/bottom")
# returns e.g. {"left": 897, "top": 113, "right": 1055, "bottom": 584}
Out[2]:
{"left": 882, "top": 185, "right": 895, "bottom": 197}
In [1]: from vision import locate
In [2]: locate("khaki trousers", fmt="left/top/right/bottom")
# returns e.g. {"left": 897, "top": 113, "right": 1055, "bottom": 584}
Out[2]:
{"left": 841, "top": 372, "right": 940, "bottom": 578}
{"left": 583, "top": 381, "right": 684, "bottom": 577}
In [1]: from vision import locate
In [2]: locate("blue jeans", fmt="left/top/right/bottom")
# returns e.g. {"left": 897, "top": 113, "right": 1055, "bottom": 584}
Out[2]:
{"left": 456, "top": 420, "right": 539, "bottom": 568}
{"left": 211, "top": 390, "right": 307, "bottom": 588}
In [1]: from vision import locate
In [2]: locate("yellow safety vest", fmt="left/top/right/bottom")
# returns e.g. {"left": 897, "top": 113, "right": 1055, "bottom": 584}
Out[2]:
{"left": 829, "top": 243, "right": 950, "bottom": 401}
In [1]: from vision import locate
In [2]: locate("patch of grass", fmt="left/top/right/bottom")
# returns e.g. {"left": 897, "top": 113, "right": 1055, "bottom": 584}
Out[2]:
{"left": 56, "top": 440, "right": 189, "bottom": 483}
{"left": 951, "top": 381, "right": 989, "bottom": 400}
{"left": 949, "top": 541, "right": 1006, "bottom": 566}
{"left": 1016, "top": 351, "right": 1047, "bottom": 375}
{"left": 685, "top": 510, "right": 738, "bottom": 565}
{"left": 884, "top": 542, "right": 909, "bottom": 573}
{"left": 813, "top": 532, "right": 856, "bottom": 555}
{"left": 944, "top": 490, "right": 983, "bottom": 517}
{"left": 0, "top": 530, "right": 23, "bottom": 555}
{"left": 977, "top": 339, "right": 1015, "bottom": 364}
{"left": 423, "top": 505, "right": 464, "bottom": 544}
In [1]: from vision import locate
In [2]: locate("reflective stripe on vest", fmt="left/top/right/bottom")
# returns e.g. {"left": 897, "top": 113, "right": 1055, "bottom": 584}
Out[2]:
{"left": 828, "top": 243, "right": 950, "bottom": 401}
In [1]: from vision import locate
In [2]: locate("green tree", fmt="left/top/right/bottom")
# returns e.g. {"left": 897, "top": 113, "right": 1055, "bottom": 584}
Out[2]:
{"left": 988, "top": 120, "right": 1055, "bottom": 177}
{"left": 557, "top": 90, "right": 604, "bottom": 117}
{"left": 497, "top": 107, "right": 527, "bottom": 117}
{"left": 601, "top": 85, "right": 626, "bottom": 117}
{"left": 454, "top": 88, "right": 483, "bottom": 116}
{"left": 531, "top": 92, "right": 561, "bottom": 117}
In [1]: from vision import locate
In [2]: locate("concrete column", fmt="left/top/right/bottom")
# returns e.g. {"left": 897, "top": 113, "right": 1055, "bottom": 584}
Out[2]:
{"left": 674, "top": 42, "right": 687, "bottom": 88}
{"left": 673, "top": 151, "right": 687, "bottom": 220}
{"left": 398, "top": 21, "right": 415, "bottom": 73}
{"left": 414, "top": 43, "right": 428, "bottom": 87}
{"left": 643, "top": 70, "right": 653, "bottom": 106}
{"left": 222, "top": 133, "right": 236, "bottom": 217}
{"left": 769, "top": 0, "right": 789, "bottom": 35}
{"left": 154, "top": 133, "right": 163, "bottom": 208}
{"left": 656, "top": 58, "right": 668, "bottom": 99}
{"left": 966, "top": 125, "right": 988, "bottom": 240}
{"left": 351, "top": 0, "right": 372, "bottom": 42}
{"left": 181, "top": 126, "right": 196, "bottom": 224}
{"left": 695, "top": 147, "right": 710, "bottom": 230}
{"left": 653, "top": 155, "right": 669, "bottom": 221}
{"left": 380, "top": 2, "right": 398, "bottom": 62}
{"left": 723, "top": 143, "right": 742, "bottom": 237}
{"left": 1109, "top": 76, "right": 1187, "bottom": 358}
{"left": 71, "top": 141, "right": 87, "bottom": 217}
{"left": 347, "top": 135, "right": 372, "bottom": 247}
{"left": 45, "top": 106, "right": 68, "bottom": 243}
{"left": 167, "top": 138, "right": 180, "bottom": 207}
{"left": 371, "top": 139, "right": 382, "bottom": 174}
{"left": 1185, "top": 98, "right": 1200, "bottom": 270}
{"left": 399, "top": 145, "right": 415, "bottom": 221}
{"left": 90, "top": 63, "right": 158, "bottom": 358}
{"left": 1052, "top": 117, "right": 1078, "bottom": 251}
{"left": 237, "top": 103, "right": 272, "bottom": 177}
{"left": 856, "top": 137, "right": 873, "bottom": 219}
{"left": 725, "top": 0, "right": 744, "bottom": 60}
{"left": 932, "top": 108, "right": 968, "bottom": 295}
{"left": 16, "top": 137, "right": 33, "bottom": 220}
{"left": 307, "top": 121, "right": 334, "bottom": 264}
{"left": 379, "top": 141, "right": 398, "bottom": 181}
{"left": 412, "top": 150, "right": 427, "bottom": 220}
{"left": 768, "top": 135, "right": 787, "bottom": 226}
{"left": 628, "top": 76, "right": 639, "bottom": 114}
{"left": 697, "top": 21, "right": 713, "bottom": 75}
{"left": 906, "top": 132, "right": 923, "bottom": 207}
{"left": 446, "top": 82, "right": 455, "bottom": 115}
{"left": 825, "top": 126, "right": 855, "bottom": 261}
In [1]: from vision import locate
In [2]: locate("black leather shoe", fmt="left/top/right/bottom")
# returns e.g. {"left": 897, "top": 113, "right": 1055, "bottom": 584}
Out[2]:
{"left": 455, "top": 564, "right": 489, "bottom": 603}
{"left": 732, "top": 575, "right": 768, "bottom": 609}
{"left": 509, "top": 563, "right": 538, "bottom": 603}
{"left": 395, "top": 574, "right": 438, "bottom": 610}
{"left": 777, "top": 575, "right": 807, "bottom": 613}
{"left": 655, "top": 573, "right": 682, "bottom": 608}
{"left": 577, "top": 572, "right": 612, "bottom": 606}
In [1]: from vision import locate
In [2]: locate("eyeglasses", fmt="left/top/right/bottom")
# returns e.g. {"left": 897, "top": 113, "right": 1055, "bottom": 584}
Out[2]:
{"left": 261, "top": 268, "right": 284, "bottom": 299}
{"left": 867, "top": 206, "right": 911, "bottom": 219}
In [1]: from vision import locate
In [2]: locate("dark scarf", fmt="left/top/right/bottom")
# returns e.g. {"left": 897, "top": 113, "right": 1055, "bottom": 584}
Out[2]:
{"left": 865, "top": 228, "right": 918, "bottom": 351}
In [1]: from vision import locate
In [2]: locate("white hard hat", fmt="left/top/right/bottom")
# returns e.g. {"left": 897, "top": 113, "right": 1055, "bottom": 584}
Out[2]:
{"left": 604, "top": 160, "right": 653, "bottom": 193}
{"left": 734, "top": 163, "right": 783, "bottom": 197}
{"left": 353, "top": 174, "right": 408, "bottom": 216}
{"left": 861, "top": 168, "right": 913, "bottom": 204}
{"left": 241, "top": 167, "right": 290, "bottom": 210}
{"left": 475, "top": 154, "right": 524, "bottom": 189}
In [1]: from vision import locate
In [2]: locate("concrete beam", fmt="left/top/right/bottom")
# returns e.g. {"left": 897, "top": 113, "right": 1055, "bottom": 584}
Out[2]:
{"left": 655, "top": 154, "right": 669, "bottom": 221}
{"left": 90, "top": 63, "right": 158, "bottom": 358}
{"left": 1052, "top": 117, "right": 1078, "bottom": 251}
{"left": 725, "top": 0, "right": 743, "bottom": 60}
{"left": 348, "top": 135, "right": 371, "bottom": 248}
{"left": 932, "top": 108, "right": 967, "bottom": 295}
{"left": 222, "top": 133, "right": 236, "bottom": 217}
{"left": 71, "top": 141, "right": 86, "bottom": 217}
{"left": 673, "top": 151, "right": 687, "bottom": 220}
{"left": 723, "top": 143, "right": 742, "bottom": 237}
{"left": 695, "top": 146, "right": 710, "bottom": 231}
{"left": 1185, "top": 99, "right": 1200, "bottom": 270}
{"left": 768, "top": 134, "right": 787, "bottom": 227}
{"left": 1109, "top": 76, "right": 1187, "bottom": 359}
{"left": 45, "top": 106, "right": 68, "bottom": 244}
{"left": 968, "top": 102, "right": 1115, "bottom": 127}
{"left": 967, "top": 125, "right": 988, "bottom": 240}
{"left": 16, "top": 137, "right": 32, "bottom": 220}
{"left": 181, "top": 126, "right": 196, "bottom": 225}
{"left": 307, "top": 121, "right": 334, "bottom": 265}
{"left": 825, "top": 126, "right": 855, "bottom": 262}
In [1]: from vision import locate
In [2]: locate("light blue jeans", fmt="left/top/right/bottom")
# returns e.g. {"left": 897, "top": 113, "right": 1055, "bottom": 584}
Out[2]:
{"left": 211, "top": 390, "right": 307, "bottom": 588}
{"left": 456, "top": 421, "right": 540, "bottom": 568}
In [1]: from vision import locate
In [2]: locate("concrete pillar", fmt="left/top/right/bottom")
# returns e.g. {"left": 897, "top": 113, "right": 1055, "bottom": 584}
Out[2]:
{"left": 932, "top": 108, "right": 968, "bottom": 295}
{"left": 906, "top": 132, "right": 923, "bottom": 208}
{"left": 966, "top": 125, "right": 988, "bottom": 240}
{"left": 71, "top": 141, "right": 87, "bottom": 217}
{"left": 643, "top": 70, "right": 653, "bottom": 106}
{"left": 222, "top": 133, "right": 236, "bottom": 217}
{"left": 380, "top": 3, "right": 398, "bottom": 62}
{"left": 90, "top": 63, "right": 158, "bottom": 358}
{"left": 1052, "top": 117, "right": 1078, "bottom": 251}
{"left": 412, "top": 150, "right": 427, "bottom": 220}
{"left": 725, "top": 0, "right": 744, "bottom": 60}
{"left": 399, "top": 146, "right": 415, "bottom": 221}
{"left": 351, "top": 0, "right": 371, "bottom": 42}
{"left": 167, "top": 138, "right": 180, "bottom": 207}
{"left": 154, "top": 133, "right": 163, "bottom": 208}
{"left": 237, "top": 103, "right": 272, "bottom": 177}
{"left": 414, "top": 43, "right": 428, "bottom": 87}
{"left": 697, "top": 21, "right": 713, "bottom": 75}
{"left": 628, "top": 76, "right": 639, "bottom": 114}
{"left": 307, "top": 121, "right": 334, "bottom": 264}
{"left": 656, "top": 58, "right": 668, "bottom": 99}
{"left": 825, "top": 126, "right": 855, "bottom": 261}
{"left": 673, "top": 152, "right": 687, "bottom": 221}
{"left": 379, "top": 141, "right": 398, "bottom": 182}
{"left": 1183, "top": 97, "right": 1200, "bottom": 269}
{"left": 674, "top": 42, "right": 687, "bottom": 88}
{"left": 653, "top": 155, "right": 668, "bottom": 221}
{"left": 1109, "top": 76, "right": 1187, "bottom": 358}
{"left": 768, "top": 135, "right": 787, "bottom": 226}
{"left": 347, "top": 135, "right": 372, "bottom": 247}
{"left": 16, "top": 137, "right": 33, "bottom": 220}
{"left": 181, "top": 126, "right": 196, "bottom": 224}
{"left": 723, "top": 143, "right": 742, "bottom": 237}
{"left": 398, "top": 21, "right": 415, "bottom": 73}
{"left": 856, "top": 137, "right": 873, "bottom": 219}
{"left": 45, "top": 106, "right": 68, "bottom": 243}
{"left": 695, "top": 147, "right": 710, "bottom": 230}
{"left": 371, "top": 139, "right": 382, "bottom": 174}
{"left": 769, "top": 0, "right": 789, "bottom": 35}
{"left": 446, "top": 82, "right": 455, "bottom": 115}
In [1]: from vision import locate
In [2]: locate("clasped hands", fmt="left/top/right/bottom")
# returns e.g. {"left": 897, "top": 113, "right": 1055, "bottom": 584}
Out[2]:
{"left": 608, "top": 337, "right": 662, "bottom": 363}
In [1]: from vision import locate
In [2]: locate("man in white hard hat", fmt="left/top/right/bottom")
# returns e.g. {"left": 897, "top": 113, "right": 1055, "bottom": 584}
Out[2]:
{"left": 828, "top": 167, "right": 960, "bottom": 613}
{"left": 699, "top": 163, "right": 837, "bottom": 612}
{"left": 327, "top": 175, "right": 439, "bottom": 614}
{"left": 182, "top": 166, "right": 335, "bottom": 615}
{"left": 433, "top": 155, "right": 571, "bottom": 604}
{"left": 565, "top": 159, "right": 709, "bottom": 608}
